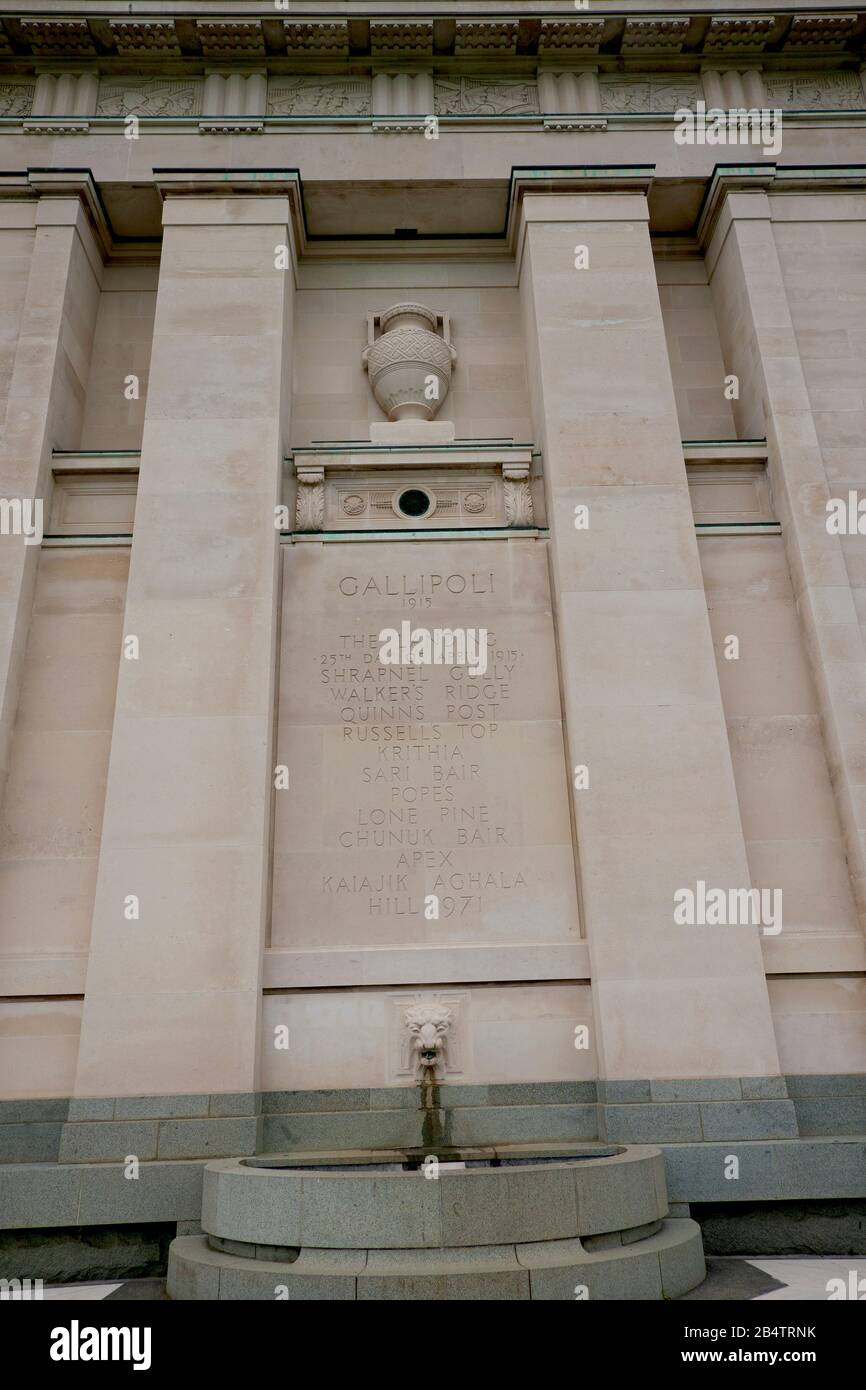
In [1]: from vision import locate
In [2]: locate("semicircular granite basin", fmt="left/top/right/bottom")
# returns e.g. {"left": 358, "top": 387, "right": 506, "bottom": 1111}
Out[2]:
{"left": 202, "top": 1144, "right": 666, "bottom": 1252}
{"left": 169, "top": 1142, "right": 706, "bottom": 1300}
{"left": 242, "top": 1141, "right": 624, "bottom": 1171}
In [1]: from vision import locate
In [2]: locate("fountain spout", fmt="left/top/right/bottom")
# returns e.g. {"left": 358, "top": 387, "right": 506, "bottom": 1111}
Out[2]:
{"left": 405, "top": 1000, "right": 451, "bottom": 1108}
{"left": 404, "top": 1002, "right": 453, "bottom": 1085}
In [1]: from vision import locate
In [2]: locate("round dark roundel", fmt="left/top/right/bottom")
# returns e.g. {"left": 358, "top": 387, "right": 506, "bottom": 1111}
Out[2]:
{"left": 396, "top": 487, "right": 432, "bottom": 518}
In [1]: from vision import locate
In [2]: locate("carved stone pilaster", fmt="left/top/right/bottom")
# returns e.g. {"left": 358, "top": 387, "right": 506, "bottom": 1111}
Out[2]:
{"left": 30, "top": 71, "right": 97, "bottom": 122}
{"left": 539, "top": 68, "right": 606, "bottom": 130}
{"left": 200, "top": 71, "right": 265, "bottom": 132}
{"left": 502, "top": 464, "right": 534, "bottom": 528}
{"left": 295, "top": 465, "right": 325, "bottom": 533}
{"left": 372, "top": 71, "right": 434, "bottom": 125}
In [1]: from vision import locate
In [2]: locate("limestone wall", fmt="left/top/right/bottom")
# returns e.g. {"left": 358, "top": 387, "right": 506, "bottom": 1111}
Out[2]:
{"left": 80, "top": 267, "right": 157, "bottom": 452}
{"left": 260, "top": 984, "right": 596, "bottom": 1090}
{"left": 772, "top": 201, "right": 866, "bottom": 650}
{"left": 0, "top": 546, "right": 129, "bottom": 1098}
{"left": 698, "top": 532, "right": 859, "bottom": 938}
{"left": 657, "top": 260, "right": 737, "bottom": 443}
{"left": 1, "top": 33, "right": 865, "bottom": 1104}
{"left": 0, "top": 218, "right": 35, "bottom": 427}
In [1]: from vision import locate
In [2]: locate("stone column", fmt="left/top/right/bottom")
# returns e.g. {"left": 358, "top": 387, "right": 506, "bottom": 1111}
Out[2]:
{"left": 74, "top": 186, "right": 295, "bottom": 1098}
{"left": 518, "top": 188, "right": 783, "bottom": 1084}
{"left": 0, "top": 175, "right": 103, "bottom": 810}
{"left": 703, "top": 177, "right": 866, "bottom": 927}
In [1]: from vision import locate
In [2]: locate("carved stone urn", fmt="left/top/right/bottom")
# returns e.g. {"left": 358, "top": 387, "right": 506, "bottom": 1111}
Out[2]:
{"left": 362, "top": 303, "right": 456, "bottom": 422}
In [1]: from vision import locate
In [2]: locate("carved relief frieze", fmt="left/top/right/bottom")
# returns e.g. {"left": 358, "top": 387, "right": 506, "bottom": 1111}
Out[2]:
{"left": 329, "top": 474, "right": 497, "bottom": 529}
{"left": 762, "top": 72, "right": 864, "bottom": 111}
{"left": 435, "top": 77, "right": 539, "bottom": 116}
{"left": 599, "top": 78, "right": 652, "bottom": 114}
{"left": 651, "top": 78, "right": 703, "bottom": 113}
{"left": 600, "top": 75, "right": 701, "bottom": 113}
{"left": 0, "top": 80, "right": 35, "bottom": 118}
{"left": 96, "top": 78, "right": 203, "bottom": 118}
{"left": 268, "top": 77, "right": 371, "bottom": 117}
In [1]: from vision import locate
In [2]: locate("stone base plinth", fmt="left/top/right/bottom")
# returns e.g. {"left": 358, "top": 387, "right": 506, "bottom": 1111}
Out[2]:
{"left": 168, "top": 1219, "right": 704, "bottom": 1300}
{"left": 369, "top": 420, "right": 455, "bottom": 444}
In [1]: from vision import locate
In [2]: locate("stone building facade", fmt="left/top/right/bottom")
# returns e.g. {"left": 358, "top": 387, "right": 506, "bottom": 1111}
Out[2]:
{"left": 0, "top": 1, "right": 865, "bottom": 1288}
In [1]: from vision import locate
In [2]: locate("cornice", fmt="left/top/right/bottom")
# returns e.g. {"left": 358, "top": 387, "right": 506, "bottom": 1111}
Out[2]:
{"left": 0, "top": 11, "right": 864, "bottom": 65}
{"left": 695, "top": 159, "right": 866, "bottom": 249}
{"left": 507, "top": 163, "right": 655, "bottom": 266}
{"left": 2, "top": 158, "right": 862, "bottom": 264}
{"left": 153, "top": 166, "right": 301, "bottom": 192}
{"left": 0, "top": 164, "right": 112, "bottom": 255}
{"left": 152, "top": 165, "right": 307, "bottom": 253}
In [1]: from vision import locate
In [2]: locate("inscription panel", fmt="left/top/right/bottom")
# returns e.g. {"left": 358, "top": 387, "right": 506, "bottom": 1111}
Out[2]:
{"left": 272, "top": 539, "right": 579, "bottom": 952}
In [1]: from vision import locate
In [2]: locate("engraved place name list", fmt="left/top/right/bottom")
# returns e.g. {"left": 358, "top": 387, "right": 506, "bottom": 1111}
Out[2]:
{"left": 273, "top": 541, "right": 580, "bottom": 950}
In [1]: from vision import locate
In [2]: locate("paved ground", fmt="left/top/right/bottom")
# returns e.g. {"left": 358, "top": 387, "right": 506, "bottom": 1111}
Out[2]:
{"left": 684, "top": 1256, "right": 866, "bottom": 1301}
{"left": 10, "top": 1257, "right": 864, "bottom": 1300}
